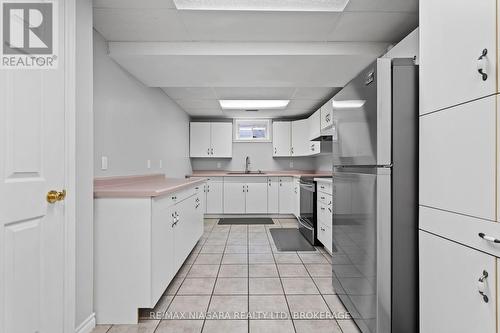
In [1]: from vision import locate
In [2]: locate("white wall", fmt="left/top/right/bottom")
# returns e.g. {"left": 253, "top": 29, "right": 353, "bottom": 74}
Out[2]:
{"left": 191, "top": 142, "right": 316, "bottom": 171}
{"left": 76, "top": 0, "right": 94, "bottom": 329}
{"left": 93, "top": 30, "right": 192, "bottom": 178}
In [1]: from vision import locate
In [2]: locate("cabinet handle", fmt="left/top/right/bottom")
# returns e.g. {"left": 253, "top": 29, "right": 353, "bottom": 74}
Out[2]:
{"left": 478, "top": 232, "right": 500, "bottom": 243}
{"left": 207, "top": 148, "right": 210, "bottom": 155}
{"left": 291, "top": 147, "right": 294, "bottom": 155}
{"left": 274, "top": 147, "right": 277, "bottom": 154}
{"left": 477, "top": 49, "right": 488, "bottom": 81}
{"left": 207, "top": 186, "right": 210, "bottom": 193}
{"left": 246, "top": 185, "right": 249, "bottom": 192}
{"left": 243, "top": 185, "right": 245, "bottom": 192}
{"left": 321, "top": 207, "right": 325, "bottom": 211}
{"left": 211, "top": 148, "right": 214, "bottom": 155}
{"left": 478, "top": 270, "right": 489, "bottom": 303}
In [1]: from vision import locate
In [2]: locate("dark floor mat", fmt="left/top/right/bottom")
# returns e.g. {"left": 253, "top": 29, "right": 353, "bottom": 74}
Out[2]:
{"left": 270, "top": 228, "right": 316, "bottom": 251}
{"left": 218, "top": 217, "right": 274, "bottom": 225}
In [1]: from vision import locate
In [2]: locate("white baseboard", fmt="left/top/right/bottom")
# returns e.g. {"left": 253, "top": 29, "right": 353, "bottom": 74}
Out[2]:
{"left": 75, "top": 313, "right": 96, "bottom": 333}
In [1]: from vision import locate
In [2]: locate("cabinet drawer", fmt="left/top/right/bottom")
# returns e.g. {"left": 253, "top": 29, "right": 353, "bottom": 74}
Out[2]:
{"left": 420, "top": 231, "right": 496, "bottom": 333}
{"left": 318, "top": 201, "right": 332, "bottom": 227}
{"left": 420, "top": 206, "right": 500, "bottom": 258}
{"left": 153, "top": 186, "right": 197, "bottom": 212}
{"left": 318, "top": 192, "right": 332, "bottom": 206}
{"left": 419, "top": 95, "right": 496, "bottom": 220}
{"left": 317, "top": 181, "right": 332, "bottom": 195}
{"left": 318, "top": 222, "right": 332, "bottom": 253}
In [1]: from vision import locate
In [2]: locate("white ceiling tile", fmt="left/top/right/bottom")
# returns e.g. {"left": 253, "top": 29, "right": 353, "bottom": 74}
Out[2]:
{"left": 162, "top": 87, "right": 216, "bottom": 99}
{"left": 93, "top": 0, "right": 177, "bottom": 9}
{"left": 93, "top": 8, "right": 191, "bottom": 41}
{"left": 179, "top": 11, "right": 341, "bottom": 41}
{"left": 292, "top": 87, "right": 341, "bottom": 100}
{"left": 328, "top": 12, "right": 418, "bottom": 42}
{"left": 345, "top": 0, "right": 418, "bottom": 12}
{"left": 174, "top": 99, "right": 221, "bottom": 109}
{"left": 214, "top": 87, "right": 296, "bottom": 99}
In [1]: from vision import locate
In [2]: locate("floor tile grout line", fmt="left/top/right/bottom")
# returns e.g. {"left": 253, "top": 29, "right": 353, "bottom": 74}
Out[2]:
{"left": 265, "top": 219, "right": 297, "bottom": 333}
{"left": 200, "top": 218, "right": 229, "bottom": 333}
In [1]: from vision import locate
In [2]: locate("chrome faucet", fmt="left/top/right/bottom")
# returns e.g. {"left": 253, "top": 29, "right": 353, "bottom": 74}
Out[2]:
{"left": 245, "top": 156, "right": 251, "bottom": 173}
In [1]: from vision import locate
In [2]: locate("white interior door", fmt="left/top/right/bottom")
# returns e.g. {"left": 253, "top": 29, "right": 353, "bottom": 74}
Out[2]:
{"left": 0, "top": 3, "right": 70, "bottom": 333}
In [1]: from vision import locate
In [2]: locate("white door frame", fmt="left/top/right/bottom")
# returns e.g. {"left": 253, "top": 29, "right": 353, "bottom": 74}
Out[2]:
{"left": 63, "top": 0, "right": 76, "bottom": 332}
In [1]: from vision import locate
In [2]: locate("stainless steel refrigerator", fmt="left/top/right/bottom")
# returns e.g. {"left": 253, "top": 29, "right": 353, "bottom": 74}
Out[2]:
{"left": 331, "top": 58, "right": 418, "bottom": 333}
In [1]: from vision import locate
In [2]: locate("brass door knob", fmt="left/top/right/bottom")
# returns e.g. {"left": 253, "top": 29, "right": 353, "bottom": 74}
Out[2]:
{"left": 47, "top": 190, "right": 66, "bottom": 204}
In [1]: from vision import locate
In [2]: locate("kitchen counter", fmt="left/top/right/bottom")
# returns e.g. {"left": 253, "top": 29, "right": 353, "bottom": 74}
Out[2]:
{"left": 188, "top": 170, "right": 331, "bottom": 178}
{"left": 94, "top": 174, "right": 207, "bottom": 198}
{"left": 314, "top": 178, "right": 332, "bottom": 183}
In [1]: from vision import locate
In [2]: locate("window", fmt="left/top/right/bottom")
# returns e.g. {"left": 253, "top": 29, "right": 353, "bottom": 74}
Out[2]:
{"left": 233, "top": 119, "right": 271, "bottom": 142}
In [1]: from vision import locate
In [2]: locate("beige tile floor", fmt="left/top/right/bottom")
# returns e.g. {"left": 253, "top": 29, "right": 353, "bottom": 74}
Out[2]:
{"left": 92, "top": 218, "right": 361, "bottom": 333}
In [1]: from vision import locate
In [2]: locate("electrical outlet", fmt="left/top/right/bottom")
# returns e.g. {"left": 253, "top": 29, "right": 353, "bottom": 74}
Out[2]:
{"left": 101, "top": 156, "right": 108, "bottom": 170}
{"left": 147, "top": 159, "right": 151, "bottom": 169}
{"left": 159, "top": 160, "right": 163, "bottom": 169}
{"left": 289, "top": 161, "right": 294, "bottom": 168}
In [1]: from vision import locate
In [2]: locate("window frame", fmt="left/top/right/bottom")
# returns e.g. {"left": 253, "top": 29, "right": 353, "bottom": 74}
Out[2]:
{"left": 233, "top": 119, "right": 272, "bottom": 143}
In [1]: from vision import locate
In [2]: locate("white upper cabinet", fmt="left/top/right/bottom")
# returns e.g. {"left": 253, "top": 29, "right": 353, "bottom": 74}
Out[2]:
{"left": 190, "top": 122, "right": 232, "bottom": 158}
{"left": 308, "top": 109, "right": 321, "bottom": 141}
{"left": 291, "top": 119, "right": 310, "bottom": 156}
{"left": 420, "top": 0, "right": 497, "bottom": 114}
{"left": 273, "top": 121, "right": 292, "bottom": 157}
{"left": 320, "top": 100, "right": 334, "bottom": 131}
{"left": 190, "top": 122, "right": 211, "bottom": 157}
{"left": 211, "top": 123, "right": 233, "bottom": 158}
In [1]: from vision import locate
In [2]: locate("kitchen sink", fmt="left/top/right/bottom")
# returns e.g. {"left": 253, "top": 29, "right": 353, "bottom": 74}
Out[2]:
{"left": 227, "top": 171, "right": 266, "bottom": 175}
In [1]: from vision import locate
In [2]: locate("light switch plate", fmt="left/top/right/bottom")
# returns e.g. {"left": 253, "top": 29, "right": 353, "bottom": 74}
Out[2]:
{"left": 101, "top": 156, "right": 108, "bottom": 170}
{"left": 147, "top": 160, "right": 151, "bottom": 169}
{"left": 159, "top": 160, "right": 163, "bottom": 169}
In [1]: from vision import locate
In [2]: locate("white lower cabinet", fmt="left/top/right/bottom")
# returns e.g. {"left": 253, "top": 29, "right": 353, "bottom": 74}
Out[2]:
{"left": 95, "top": 184, "right": 204, "bottom": 324}
{"left": 205, "top": 177, "right": 224, "bottom": 214}
{"left": 279, "top": 177, "right": 294, "bottom": 214}
{"left": 267, "top": 177, "right": 279, "bottom": 214}
{"left": 420, "top": 231, "right": 496, "bottom": 333}
{"left": 223, "top": 177, "right": 268, "bottom": 214}
{"left": 246, "top": 178, "right": 268, "bottom": 214}
{"left": 317, "top": 180, "right": 333, "bottom": 253}
{"left": 223, "top": 179, "right": 246, "bottom": 214}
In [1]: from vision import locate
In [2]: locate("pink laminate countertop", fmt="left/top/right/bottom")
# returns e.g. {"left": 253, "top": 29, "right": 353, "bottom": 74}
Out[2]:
{"left": 94, "top": 174, "right": 207, "bottom": 198}
{"left": 188, "top": 170, "right": 331, "bottom": 178}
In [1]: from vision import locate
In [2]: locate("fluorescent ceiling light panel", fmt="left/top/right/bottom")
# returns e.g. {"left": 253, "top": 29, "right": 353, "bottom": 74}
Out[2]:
{"left": 331, "top": 99, "right": 366, "bottom": 109}
{"left": 173, "top": 0, "right": 350, "bottom": 12}
{"left": 220, "top": 100, "right": 290, "bottom": 110}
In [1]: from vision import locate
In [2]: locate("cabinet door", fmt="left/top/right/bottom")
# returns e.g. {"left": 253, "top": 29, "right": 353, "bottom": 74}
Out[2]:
{"left": 246, "top": 179, "right": 268, "bottom": 214}
{"left": 273, "top": 121, "right": 291, "bottom": 157}
{"left": 420, "top": 96, "right": 496, "bottom": 220}
{"left": 278, "top": 177, "right": 294, "bottom": 214}
{"left": 420, "top": 0, "right": 496, "bottom": 114}
{"left": 308, "top": 109, "right": 321, "bottom": 141}
{"left": 308, "top": 141, "right": 320, "bottom": 156}
{"left": 420, "top": 231, "right": 496, "bottom": 333}
{"left": 206, "top": 179, "right": 224, "bottom": 214}
{"left": 293, "top": 178, "right": 300, "bottom": 217}
{"left": 223, "top": 179, "right": 246, "bottom": 214}
{"left": 291, "top": 119, "right": 309, "bottom": 156}
{"left": 211, "top": 123, "right": 233, "bottom": 157}
{"left": 190, "top": 122, "right": 211, "bottom": 157}
{"left": 267, "top": 177, "right": 279, "bottom": 214}
{"left": 151, "top": 205, "right": 175, "bottom": 304}
{"left": 320, "top": 100, "right": 333, "bottom": 131}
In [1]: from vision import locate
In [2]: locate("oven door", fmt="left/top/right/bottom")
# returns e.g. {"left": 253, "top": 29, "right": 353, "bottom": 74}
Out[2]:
{"left": 299, "top": 181, "right": 315, "bottom": 244}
